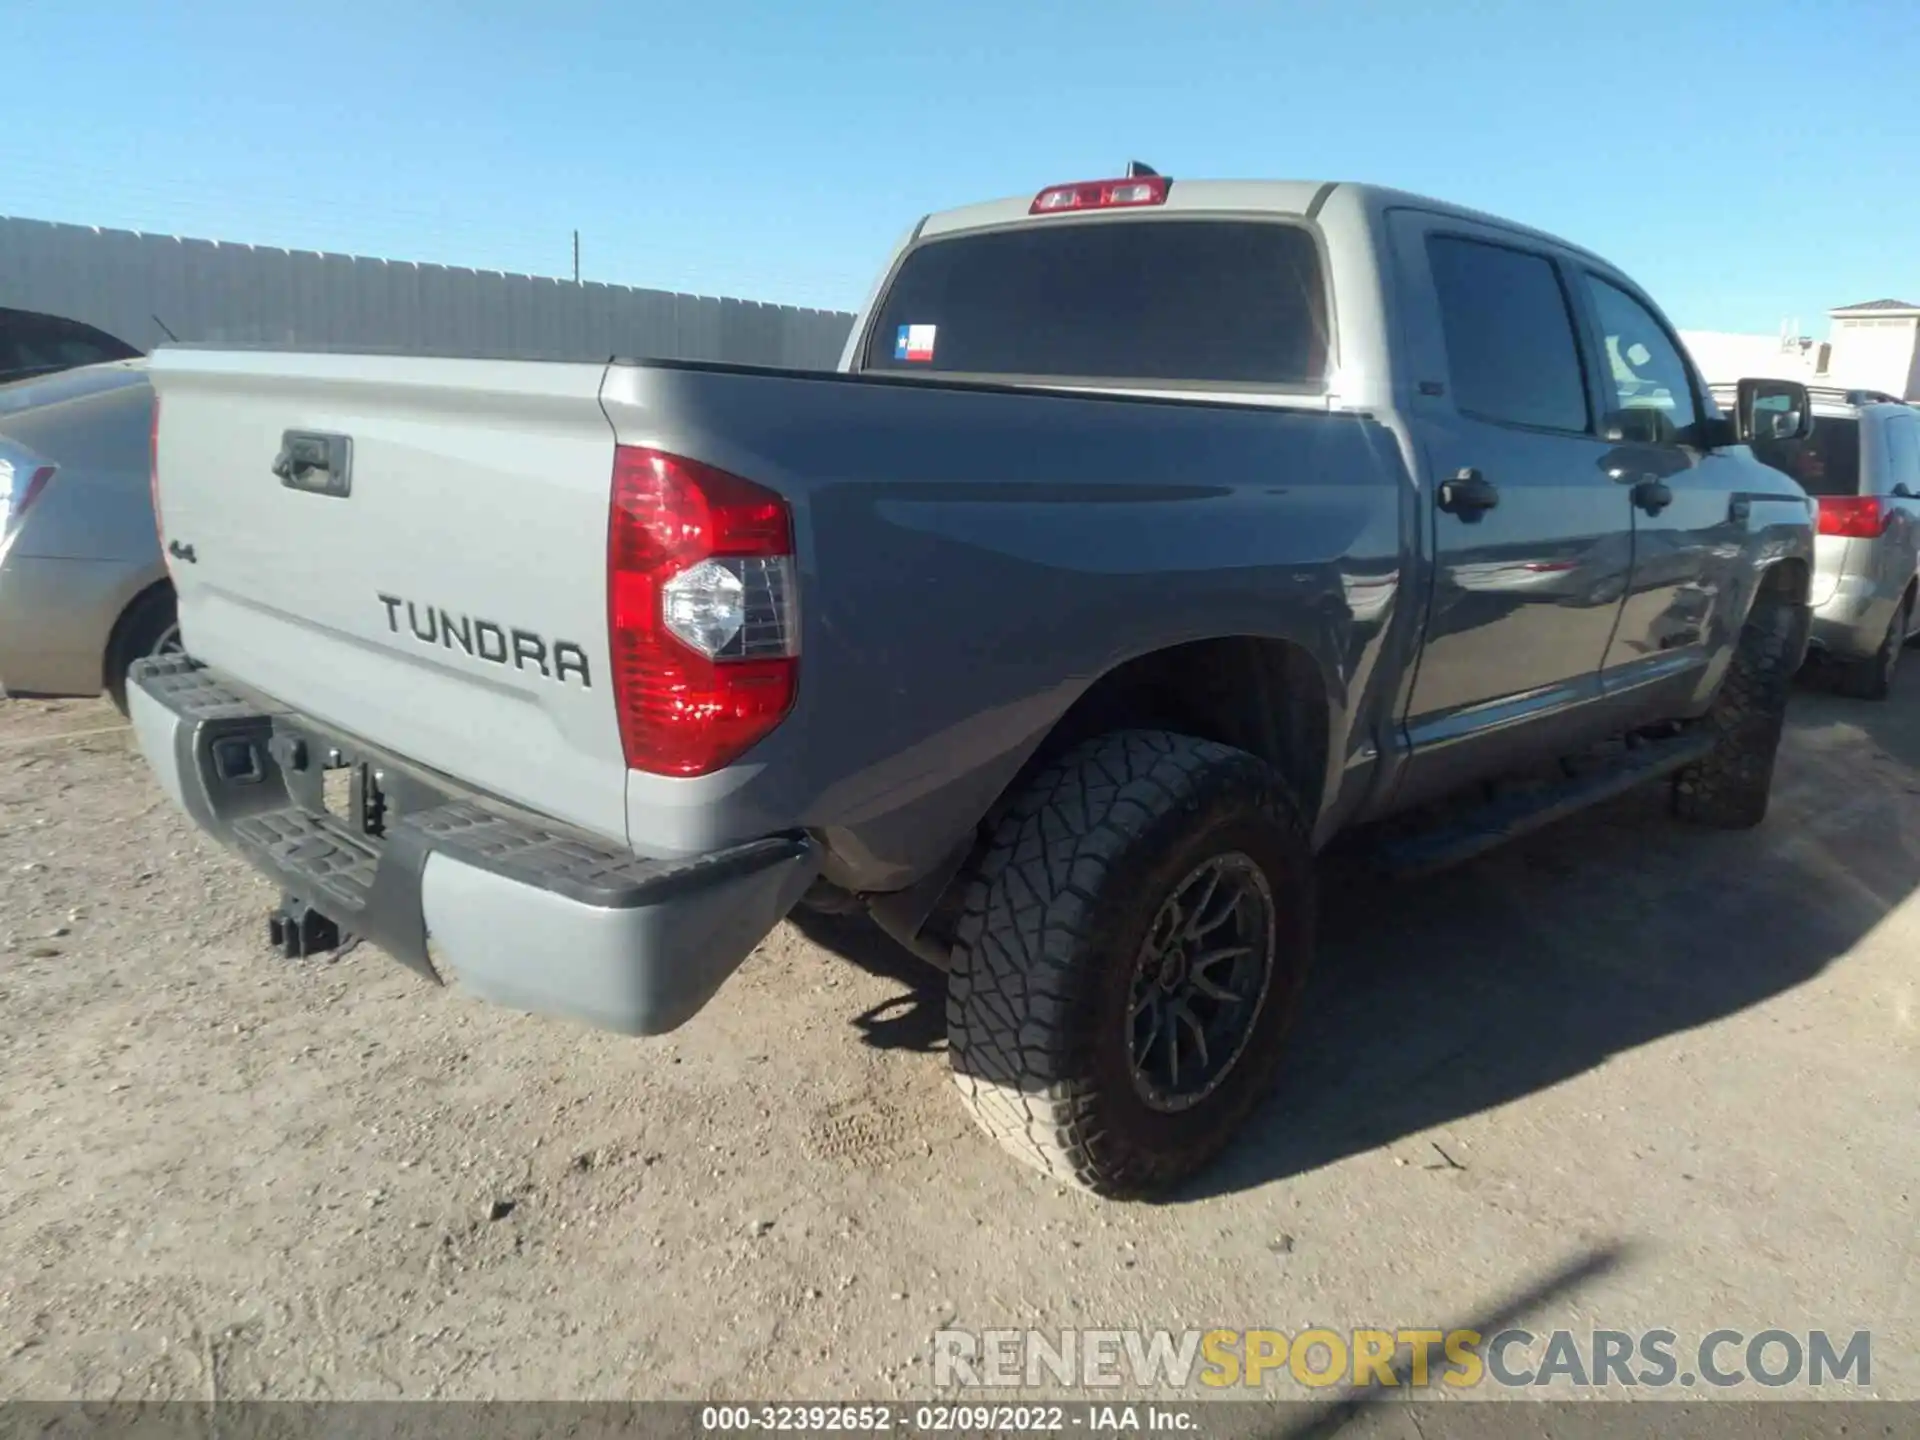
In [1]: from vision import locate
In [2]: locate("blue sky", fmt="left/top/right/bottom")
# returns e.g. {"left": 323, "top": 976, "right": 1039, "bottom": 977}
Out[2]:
{"left": 8, "top": 0, "right": 1917, "bottom": 334}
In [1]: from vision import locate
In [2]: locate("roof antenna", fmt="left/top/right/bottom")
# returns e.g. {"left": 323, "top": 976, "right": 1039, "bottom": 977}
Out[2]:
{"left": 1125, "top": 160, "right": 1160, "bottom": 178}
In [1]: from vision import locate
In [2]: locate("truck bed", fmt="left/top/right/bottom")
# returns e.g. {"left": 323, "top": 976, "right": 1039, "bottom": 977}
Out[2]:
{"left": 150, "top": 348, "right": 1410, "bottom": 882}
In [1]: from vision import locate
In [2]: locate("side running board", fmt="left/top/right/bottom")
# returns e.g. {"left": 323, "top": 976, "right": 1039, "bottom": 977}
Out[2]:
{"left": 1375, "top": 730, "right": 1716, "bottom": 880}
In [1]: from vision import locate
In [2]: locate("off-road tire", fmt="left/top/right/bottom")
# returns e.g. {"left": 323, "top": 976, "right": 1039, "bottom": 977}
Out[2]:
{"left": 1836, "top": 593, "right": 1910, "bottom": 701}
{"left": 1671, "top": 593, "right": 1805, "bottom": 828}
{"left": 945, "top": 730, "right": 1314, "bottom": 1198}
{"left": 105, "top": 586, "right": 180, "bottom": 716}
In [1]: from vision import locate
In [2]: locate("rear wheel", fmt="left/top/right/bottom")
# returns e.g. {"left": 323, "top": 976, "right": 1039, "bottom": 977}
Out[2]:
{"left": 105, "top": 586, "right": 180, "bottom": 715}
{"left": 1837, "top": 593, "right": 1910, "bottom": 701}
{"left": 1671, "top": 591, "right": 1803, "bottom": 828}
{"left": 945, "top": 730, "right": 1314, "bottom": 1197}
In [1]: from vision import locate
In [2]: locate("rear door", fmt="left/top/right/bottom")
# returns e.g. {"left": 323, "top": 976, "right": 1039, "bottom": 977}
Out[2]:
{"left": 1387, "top": 212, "right": 1634, "bottom": 805}
{"left": 149, "top": 350, "right": 630, "bottom": 844}
{"left": 1574, "top": 269, "right": 1745, "bottom": 718}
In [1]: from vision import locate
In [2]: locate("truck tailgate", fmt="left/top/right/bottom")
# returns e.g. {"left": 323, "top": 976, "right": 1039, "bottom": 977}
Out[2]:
{"left": 147, "top": 349, "right": 629, "bottom": 845}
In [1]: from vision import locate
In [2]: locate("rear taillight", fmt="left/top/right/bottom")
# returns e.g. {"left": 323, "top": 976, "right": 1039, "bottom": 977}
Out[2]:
{"left": 607, "top": 446, "right": 799, "bottom": 777}
{"left": 1, "top": 463, "right": 56, "bottom": 541}
{"left": 1030, "top": 176, "right": 1171, "bottom": 214}
{"left": 1816, "top": 495, "right": 1890, "bottom": 538}
{"left": 149, "top": 395, "right": 164, "bottom": 548}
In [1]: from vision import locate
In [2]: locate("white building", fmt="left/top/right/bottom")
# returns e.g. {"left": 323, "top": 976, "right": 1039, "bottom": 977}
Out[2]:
{"left": 1681, "top": 299, "right": 1920, "bottom": 400}
{"left": 1822, "top": 299, "right": 1920, "bottom": 397}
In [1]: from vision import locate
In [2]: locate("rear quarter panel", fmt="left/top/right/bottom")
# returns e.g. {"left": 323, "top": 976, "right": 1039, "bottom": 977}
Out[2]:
{"left": 602, "top": 363, "right": 1415, "bottom": 890}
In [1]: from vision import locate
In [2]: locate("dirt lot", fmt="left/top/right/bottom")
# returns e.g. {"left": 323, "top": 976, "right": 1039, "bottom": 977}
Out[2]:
{"left": 1, "top": 679, "right": 1915, "bottom": 1405}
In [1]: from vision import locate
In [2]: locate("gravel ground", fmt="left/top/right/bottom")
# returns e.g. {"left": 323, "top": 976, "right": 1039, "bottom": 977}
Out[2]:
{"left": 0, "top": 683, "right": 1914, "bottom": 1404}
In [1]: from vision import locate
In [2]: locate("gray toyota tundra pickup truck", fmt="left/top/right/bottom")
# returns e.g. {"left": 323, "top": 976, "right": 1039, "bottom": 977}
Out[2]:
{"left": 131, "top": 175, "right": 1817, "bottom": 1196}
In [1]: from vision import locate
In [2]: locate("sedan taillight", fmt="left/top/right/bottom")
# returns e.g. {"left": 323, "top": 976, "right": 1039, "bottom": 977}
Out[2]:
{"left": 0, "top": 460, "right": 56, "bottom": 543}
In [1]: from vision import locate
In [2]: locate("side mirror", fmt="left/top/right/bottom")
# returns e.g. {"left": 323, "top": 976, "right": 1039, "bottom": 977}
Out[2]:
{"left": 1736, "top": 377, "right": 1814, "bottom": 444}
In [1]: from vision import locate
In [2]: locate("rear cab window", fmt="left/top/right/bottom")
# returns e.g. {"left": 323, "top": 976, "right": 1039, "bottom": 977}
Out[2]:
{"left": 860, "top": 218, "right": 1329, "bottom": 386}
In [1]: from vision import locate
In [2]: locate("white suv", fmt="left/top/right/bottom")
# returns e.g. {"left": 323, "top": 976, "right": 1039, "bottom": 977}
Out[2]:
{"left": 1718, "top": 384, "right": 1920, "bottom": 698}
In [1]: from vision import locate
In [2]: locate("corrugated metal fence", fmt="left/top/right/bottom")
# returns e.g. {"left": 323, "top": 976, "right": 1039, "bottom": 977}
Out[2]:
{"left": 0, "top": 216, "right": 856, "bottom": 369}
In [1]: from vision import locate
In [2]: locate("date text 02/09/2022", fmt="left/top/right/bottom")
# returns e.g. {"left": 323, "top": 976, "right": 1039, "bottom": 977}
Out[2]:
{"left": 697, "top": 1403, "right": 1200, "bottom": 1433}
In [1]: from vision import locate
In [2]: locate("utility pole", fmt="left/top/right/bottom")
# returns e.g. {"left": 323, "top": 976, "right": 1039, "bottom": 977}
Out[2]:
{"left": 572, "top": 230, "right": 580, "bottom": 284}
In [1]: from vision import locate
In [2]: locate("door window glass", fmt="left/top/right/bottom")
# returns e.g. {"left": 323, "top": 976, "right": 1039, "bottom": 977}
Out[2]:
{"left": 1581, "top": 275, "right": 1702, "bottom": 445}
{"left": 1427, "top": 235, "right": 1590, "bottom": 433}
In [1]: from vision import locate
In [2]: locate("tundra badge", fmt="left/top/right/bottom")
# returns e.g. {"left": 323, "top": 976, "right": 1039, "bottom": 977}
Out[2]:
{"left": 377, "top": 593, "right": 591, "bottom": 687}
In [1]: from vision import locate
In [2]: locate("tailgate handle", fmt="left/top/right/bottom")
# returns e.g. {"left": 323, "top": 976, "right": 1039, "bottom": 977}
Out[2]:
{"left": 273, "top": 431, "right": 353, "bottom": 497}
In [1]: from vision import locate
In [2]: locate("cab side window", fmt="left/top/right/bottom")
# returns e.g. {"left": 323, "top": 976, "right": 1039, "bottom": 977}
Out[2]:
{"left": 1427, "top": 234, "right": 1591, "bottom": 434}
{"left": 1581, "top": 275, "right": 1702, "bottom": 445}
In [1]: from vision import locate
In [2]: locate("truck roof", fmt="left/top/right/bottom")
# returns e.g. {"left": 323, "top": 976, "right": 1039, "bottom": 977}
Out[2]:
{"left": 916, "top": 178, "right": 1605, "bottom": 264}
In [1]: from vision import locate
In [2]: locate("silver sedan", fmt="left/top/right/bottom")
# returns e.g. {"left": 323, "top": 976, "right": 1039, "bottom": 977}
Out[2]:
{"left": 0, "top": 361, "right": 175, "bottom": 711}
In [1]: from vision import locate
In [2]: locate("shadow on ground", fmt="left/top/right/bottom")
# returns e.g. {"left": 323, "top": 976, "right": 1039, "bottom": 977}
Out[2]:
{"left": 787, "top": 906, "right": 948, "bottom": 1053}
{"left": 798, "top": 669, "right": 1920, "bottom": 1201}
{"left": 1272, "top": 1240, "right": 1633, "bottom": 1438}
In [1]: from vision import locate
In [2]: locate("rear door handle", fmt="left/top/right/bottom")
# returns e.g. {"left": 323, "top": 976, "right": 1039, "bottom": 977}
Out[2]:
{"left": 1438, "top": 468, "right": 1500, "bottom": 521}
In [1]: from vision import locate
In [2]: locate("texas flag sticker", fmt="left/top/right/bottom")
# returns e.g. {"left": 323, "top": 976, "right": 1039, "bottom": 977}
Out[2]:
{"left": 895, "top": 323, "right": 937, "bottom": 362}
